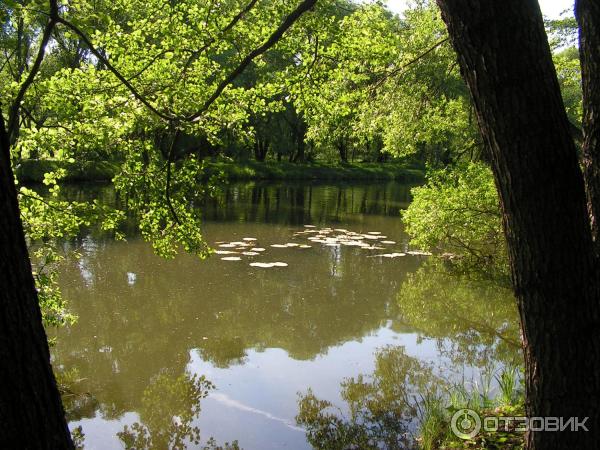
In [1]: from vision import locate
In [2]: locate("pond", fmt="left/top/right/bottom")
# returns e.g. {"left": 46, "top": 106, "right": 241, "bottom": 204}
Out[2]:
{"left": 50, "top": 181, "right": 521, "bottom": 449}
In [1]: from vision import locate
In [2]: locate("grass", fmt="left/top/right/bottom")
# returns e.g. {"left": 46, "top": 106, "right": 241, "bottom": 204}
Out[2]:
{"left": 417, "top": 366, "right": 525, "bottom": 450}
{"left": 418, "top": 392, "right": 452, "bottom": 450}
{"left": 15, "top": 158, "right": 425, "bottom": 184}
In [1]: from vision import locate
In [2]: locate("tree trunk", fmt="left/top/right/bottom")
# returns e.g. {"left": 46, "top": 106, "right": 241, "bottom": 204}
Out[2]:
{"left": 337, "top": 141, "right": 348, "bottom": 163}
{"left": 435, "top": 1, "right": 600, "bottom": 448}
{"left": 293, "top": 126, "right": 306, "bottom": 163}
{"left": 253, "top": 139, "right": 261, "bottom": 161}
{"left": 253, "top": 136, "right": 269, "bottom": 162}
{"left": 577, "top": 0, "right": 600, "bottom": 252}
{"left": 0, "top": 113, "right": 73, "bottom": 448}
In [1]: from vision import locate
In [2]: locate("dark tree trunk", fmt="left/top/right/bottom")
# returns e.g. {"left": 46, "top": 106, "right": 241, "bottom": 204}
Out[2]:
{"left": 253, "top": 140, "right": 260, "bottom": 161}
{"left": 293, "top": 138, "right": 305, "bottom": 163}
{"left": 577, "top": 0, "right": 600, "bottom": 252}
{"left": 0, "top": 113, "right": 73, "bottom": 447}
{"left": 253, "top": 136, "right": 269, "bottom": 162}
{"left": 337, "top": 141, "right": 348, "bottom": 163}
{"left": 435, "top": 1, "right": 600, "bottom": 449}
{"left": 282, "top": 104, "right": 307, "bottom": 163}
{"left": 295, "top": 131, "right": 306, "bottom": 163}
{"left": 371, "top": 136, "right": 386, "bottom": 163}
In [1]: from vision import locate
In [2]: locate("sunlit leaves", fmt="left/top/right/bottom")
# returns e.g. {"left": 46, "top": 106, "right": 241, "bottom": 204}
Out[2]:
{"left": 402, "top": 162, "right": 506, "bottom": 276}
{"left": 113, "top": 146, "right": 212, "bottom": 258}
{"left": 293, "top": 0, "right": 478, "bottom": 162}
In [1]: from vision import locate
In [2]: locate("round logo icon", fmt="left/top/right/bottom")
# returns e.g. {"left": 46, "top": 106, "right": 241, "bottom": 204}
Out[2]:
{"left": 451, "top": 408, "right": 481, "bottom": 440}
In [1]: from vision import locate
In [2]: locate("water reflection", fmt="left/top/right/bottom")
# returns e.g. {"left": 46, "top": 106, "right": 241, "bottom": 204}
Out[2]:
{"left": 116, "top": 373, "right": 240, "bottom": 450}
{"left": 203, "top": 181, "right": 413, "bottom": 225}
{"left": 297, "top": 346, "right": 434, "bottom": 450}
{"left": 50, "top": 182, "right": 520, "bottom": 449}
{"left": 397, "top": 261, "right": 521, "bottom": 368}
{"left": 297, "top": 261, "right": 521, "bottom": 449}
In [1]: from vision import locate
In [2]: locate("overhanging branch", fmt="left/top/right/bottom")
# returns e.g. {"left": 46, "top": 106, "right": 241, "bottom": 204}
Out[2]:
{"left": 186, "top": 0, "right": 318, "bottom": 121}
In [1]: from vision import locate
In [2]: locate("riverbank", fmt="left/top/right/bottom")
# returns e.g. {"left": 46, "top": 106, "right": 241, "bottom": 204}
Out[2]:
{"left": 207, "top": 161, "right": 424, "bottom": 182}
{"left": 16, "top": 159, "right": 425, "bottom": 184}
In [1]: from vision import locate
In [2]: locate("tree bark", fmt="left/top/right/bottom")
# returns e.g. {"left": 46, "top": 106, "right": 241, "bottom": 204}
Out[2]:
{"left": 577, "top": 0, "right": 600, "bottom": 252}
{"left": 337, "top": 140, "right": 348, "bottom": 163}
{"left": 253, "top": 135, "right": 269, "bottom": 161}
{"left": 435, "top": 1, "right": 600, "bottom": 448}
{"left": 0, "top": 112, "right": 73, "bottom": 448}
{"left": 293, "top": 119, "right": 307, "bottom": 163}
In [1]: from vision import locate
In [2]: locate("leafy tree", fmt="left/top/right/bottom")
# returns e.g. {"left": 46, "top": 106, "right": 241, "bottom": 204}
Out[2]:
{"left": 403, "top": 162, "right": 507, "bottom": 277}
{"left": 0, "top": 0, "right": 318, "bottom": 445}
{"left": 294, "top": 1, "right": 479, "bottom": 164}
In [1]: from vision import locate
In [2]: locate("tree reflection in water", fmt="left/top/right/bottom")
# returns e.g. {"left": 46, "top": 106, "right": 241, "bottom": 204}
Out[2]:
{"left": 297, "top": 261, "right": 521, "bottom": 449}
{"left": 398, "top": 261, "right": 520, "bottom": 369}
{"left": 115, "top": 372, "right": 238, "bottom": 450}
{"left": 297, "top": 346, "right": 435, "bottom": 449}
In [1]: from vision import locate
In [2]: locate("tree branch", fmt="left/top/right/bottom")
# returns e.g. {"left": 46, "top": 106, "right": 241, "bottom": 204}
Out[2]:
{"left": 186, "top": 0, "right": 318, "bottom": 121}
{"left": 55, "top": 17, "right": 176, "bottom": 122}
{"left": 57, "top": 0, "right": 316, "bottom": 126}
{"left": 8, "top": 0, "right": 59, "bottom": 143}
{"left": 180, "top": 0, "right": 259, "bottom": 79}
{"left": 369, "top": 37, "right": 449, "bottom": 93}
{"left": 165, "top": 128, "right": 182, "bottom": 225}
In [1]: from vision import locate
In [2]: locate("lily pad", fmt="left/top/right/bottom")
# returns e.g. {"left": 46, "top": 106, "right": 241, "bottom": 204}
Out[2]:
{"left": 372, "top": 252, "right": 406, "bottom": 258}
{"left": 250, "top": 262, "right": 274, "bottom": 268}
{"left": 249, "top": 262, "right": 288, "bottom": 268}
{"left": 407, "top": 250, "right": 433, "bottom": 256}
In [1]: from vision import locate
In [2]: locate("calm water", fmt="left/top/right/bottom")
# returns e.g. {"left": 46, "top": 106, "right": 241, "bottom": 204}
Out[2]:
{"left": 50, "top": 181, "right": 520, "bottom": 449}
